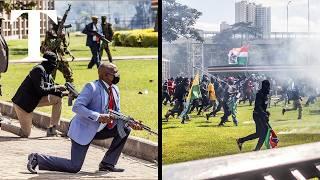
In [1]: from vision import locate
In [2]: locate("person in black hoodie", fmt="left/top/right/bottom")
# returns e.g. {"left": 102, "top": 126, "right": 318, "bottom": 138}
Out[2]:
{"left": 12, "top": 51, "right": 66, "bottom": 138}
{"left": 236, "top": 80, "right": 271, "bottom": 151}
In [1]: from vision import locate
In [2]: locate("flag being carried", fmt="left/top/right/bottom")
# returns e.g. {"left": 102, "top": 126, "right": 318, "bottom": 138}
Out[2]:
{"left": 228, "top": 45, "right": 249, "bottom": 65}
{"left": 180, "top": 73, "right": 201, "bottom": 122}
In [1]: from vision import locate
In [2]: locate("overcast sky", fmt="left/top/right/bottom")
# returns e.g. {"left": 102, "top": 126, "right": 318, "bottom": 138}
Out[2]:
{"left": 176, "top": 0, "right": 320, "bottom": 32}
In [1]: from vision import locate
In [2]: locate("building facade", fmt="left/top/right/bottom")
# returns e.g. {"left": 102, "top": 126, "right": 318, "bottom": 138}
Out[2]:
{"left": 220, "top": 21, "right": 231, "bottom": 32}
{"left": 235, "top": 0, "right": 247, "bottom": 23}
{"left": 1, "top": 0, "right": 54, "bottom": 40}
{"left": 235, "top": 0, "right": 271, "bottom": 38}
{"left": 255, "top": 5, "right": 271, "bottom": 38}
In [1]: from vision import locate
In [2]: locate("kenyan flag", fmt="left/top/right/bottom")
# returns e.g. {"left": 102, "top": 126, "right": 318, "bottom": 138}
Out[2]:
{"left": 264, "top": 127, "right": 279, "bottom": 149}
{"left": 228, "top": 45, "right": 249, "bottom": 65}
{"left": 237, "top": 46, "right": 248, "bottom": 65}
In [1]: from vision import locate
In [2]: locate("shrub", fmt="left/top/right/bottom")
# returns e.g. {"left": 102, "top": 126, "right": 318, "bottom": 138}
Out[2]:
{"left": 112, "top": 29, "right": 158, "bottom": 47}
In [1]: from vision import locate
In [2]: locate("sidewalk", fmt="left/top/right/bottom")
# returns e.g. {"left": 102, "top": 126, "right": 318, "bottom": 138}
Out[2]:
{"left": 9, "top": 55, "right": 158, "bottom": 64}
{"left": 0, "top": 117, "right": 158, "bottom": 179}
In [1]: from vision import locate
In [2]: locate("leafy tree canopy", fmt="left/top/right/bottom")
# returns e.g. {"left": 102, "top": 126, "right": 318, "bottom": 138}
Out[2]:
{"left": 162, "top": 0, "right": 203, "bottom": 42}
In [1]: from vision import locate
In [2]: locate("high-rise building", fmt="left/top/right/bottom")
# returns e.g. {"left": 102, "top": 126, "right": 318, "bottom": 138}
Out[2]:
{"left": 235, "top": 0, "right": 247, "bottom": 23}
{"left": 255, "top": 4, "right": 271, "bottom": 38}
{"left": 0, "top": 0, "right": 54, "bottom": 40}
{"left": 235, "top": 0, "right": 271, "bottom": 38}
{"left": 220, "top": 21, "right": 231, "bottom": 32}
{"left": 247, "top": 3, "right": 256, "bottom": 26}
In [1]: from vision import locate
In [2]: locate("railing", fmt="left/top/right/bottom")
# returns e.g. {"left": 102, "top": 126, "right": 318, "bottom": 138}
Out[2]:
{"left": 163, "top": 142, "right": 320, "bottom": 180}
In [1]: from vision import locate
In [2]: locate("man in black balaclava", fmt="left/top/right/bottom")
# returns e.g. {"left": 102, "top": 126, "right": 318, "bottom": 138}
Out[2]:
{"left": 236, "top": 80, "right": 271, "bottom": 151}
{"left": 12, "top": 51, "right": 66, "bottom": 138}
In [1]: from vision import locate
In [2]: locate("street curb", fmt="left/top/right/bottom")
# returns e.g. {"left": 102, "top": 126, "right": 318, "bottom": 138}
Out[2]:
{"left": 9, "top": 55, "right": 158, "bottom": 64}
{"left": 0, "top": 100, "right": 158, "bottom": 162}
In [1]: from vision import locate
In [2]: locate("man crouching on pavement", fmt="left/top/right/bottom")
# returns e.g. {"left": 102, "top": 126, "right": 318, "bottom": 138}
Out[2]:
{"left": 26, "top": 62, "right": 142, "bottom": 174}
{"left": 12, "top": 51, "right": 65, "bottom": 138}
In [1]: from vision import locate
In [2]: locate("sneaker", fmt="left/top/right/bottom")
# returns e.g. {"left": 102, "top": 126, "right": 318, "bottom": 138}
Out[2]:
{"left": 206, "top": 114, "right": 210, "bottom": 121}
{"left": 27, "top": 153, "right": 38, "bottom": 174}
{"left": 236, "top": 139, "right": 243, "bottom": 151}
{"left": 46, "top": 125, "right": 58, "bottom": 137}
{"left": 282, "top": 108, "right": 286, "bottom": 115}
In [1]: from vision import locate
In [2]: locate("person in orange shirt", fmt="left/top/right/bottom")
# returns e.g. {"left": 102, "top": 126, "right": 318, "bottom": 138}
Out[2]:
{"left": 206, "top": 77, "right": 217, "bottom": 121}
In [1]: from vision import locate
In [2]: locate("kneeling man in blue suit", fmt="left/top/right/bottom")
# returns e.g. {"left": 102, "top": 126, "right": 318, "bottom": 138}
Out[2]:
{"left": 27, "top": 62, "right": 142, "bottom": 173}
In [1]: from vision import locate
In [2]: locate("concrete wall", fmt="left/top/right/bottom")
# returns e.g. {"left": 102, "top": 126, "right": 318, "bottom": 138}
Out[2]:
{"left": 0, "top": 100, "right": 158, "bottom": 162}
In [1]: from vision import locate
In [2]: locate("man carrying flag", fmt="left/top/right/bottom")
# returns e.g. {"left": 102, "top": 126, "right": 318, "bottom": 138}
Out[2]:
{"left": 180, "top": 74, "right": 201, "bottom": 124}
{"left": 236, "top": 80, "right": 274, "bottom": 151}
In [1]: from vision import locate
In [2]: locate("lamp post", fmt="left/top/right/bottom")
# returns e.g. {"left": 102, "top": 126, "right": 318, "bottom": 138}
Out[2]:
{"left": 287, "top": 0, "right": 292, "bottom": 35}
{"left": 308, "top": 0, "right": 310, "bottom": 33}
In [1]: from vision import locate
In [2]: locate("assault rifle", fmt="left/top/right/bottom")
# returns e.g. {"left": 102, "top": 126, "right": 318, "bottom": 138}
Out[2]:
{"left": 90, "top": 30, "right": 111, "bottom": 43}
{"left": 108, "top": 109, "right": 158, "bottom": 136}
{"left": 57, "top": 4, "right": 71, "bottom": 36}
{"left": 65, "top": 82, "right": 79, "bottom": 106}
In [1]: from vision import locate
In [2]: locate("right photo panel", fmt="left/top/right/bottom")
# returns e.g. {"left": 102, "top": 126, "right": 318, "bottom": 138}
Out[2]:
{"left": 162, "top": 0, "right": 320, "bottom": 179}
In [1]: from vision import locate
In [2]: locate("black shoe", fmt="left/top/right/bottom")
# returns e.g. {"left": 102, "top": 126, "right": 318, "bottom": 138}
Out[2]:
{"left": 99, "top": 164, "right": 124, "bottom": 172}
{"left": 46, "top": 126, "right": 58, "bottom": 137}
{"left": 282, "top": 108, "right": 286, "bottom": 115}
{"left": 27, "top": 153, "right": 38, "bottom": 174}
{"left": 236, "top": 139, "right": 242, "bottom": 151}
{"left": 164, "top": 114, "right": 169, "bottom": 122}
{"left": 206, "top": 114, "right": 210, "bottom": 121}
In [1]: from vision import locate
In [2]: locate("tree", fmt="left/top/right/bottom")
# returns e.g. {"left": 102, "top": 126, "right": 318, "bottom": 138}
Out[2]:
{"left": 130, "top": 1, "right": 152, "bottom": 29}
{"left": 162, "top": 0, "right": 203, "bottom": 42}
{"left": 0, "top": 1, "right": 37, "bottom": 19}
{"left": 214, "top": 22, "right": 262, "bottom": 45}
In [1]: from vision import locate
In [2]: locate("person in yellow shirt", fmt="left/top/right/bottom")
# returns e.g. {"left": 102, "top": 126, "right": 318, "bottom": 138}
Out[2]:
{"left": 206, "top": 78, "right": 217, "bottom": 121}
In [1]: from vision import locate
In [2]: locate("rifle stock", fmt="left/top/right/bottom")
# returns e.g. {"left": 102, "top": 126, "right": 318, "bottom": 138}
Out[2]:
{"left": 108, "top": 109, "right": 158, "bottom": 136}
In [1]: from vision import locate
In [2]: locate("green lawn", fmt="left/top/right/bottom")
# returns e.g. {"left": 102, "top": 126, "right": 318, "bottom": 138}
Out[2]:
{"left": 1, "top": 60, "right": 158, "bottom": 142}
{"left": 7, "top": 34, "right": 158, "bottom": 60}
{"left": 162, "top": 99, "right": 320, "bottom": 164}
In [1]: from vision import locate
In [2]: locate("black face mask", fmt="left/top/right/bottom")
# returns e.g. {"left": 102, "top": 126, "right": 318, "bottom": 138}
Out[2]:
{"left": 42, "top": 61, "right": 57, "bottom": 74}
{"left": 112, "top": 73, "right": 120, "bottom": 84}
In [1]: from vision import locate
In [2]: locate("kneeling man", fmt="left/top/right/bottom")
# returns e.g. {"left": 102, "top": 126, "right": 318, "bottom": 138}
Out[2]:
{"left": 27, "top": 63, "right": 142, "bottom": 174}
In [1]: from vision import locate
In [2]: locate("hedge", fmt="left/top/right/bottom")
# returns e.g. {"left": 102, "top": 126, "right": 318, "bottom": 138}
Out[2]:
{"left": 113, "top": 29, "right": 158, "bottom": 47}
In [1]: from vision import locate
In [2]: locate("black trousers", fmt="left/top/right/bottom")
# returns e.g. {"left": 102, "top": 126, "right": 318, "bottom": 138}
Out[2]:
{"left": 88, "top": 43, "right": 101, "bottom": 69}
{"left": 37, "top": 125, "right": 131, "bottom": 173}
{"left": 162, "top": 92, "right": 171, "bottom": 105}
{"left": 239, "top": 113, "right": 268, "bottom": 151}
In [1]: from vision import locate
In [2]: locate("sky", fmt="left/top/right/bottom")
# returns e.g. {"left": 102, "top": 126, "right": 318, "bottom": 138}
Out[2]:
{"left": 176, "top": 0, "right": 320, "bottom": 32}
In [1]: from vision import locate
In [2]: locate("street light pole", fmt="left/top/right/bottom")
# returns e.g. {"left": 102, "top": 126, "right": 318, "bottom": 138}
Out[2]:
{"left": 308, "top": 0, "right": 310, "bottom": 33}
{"left": 287, "top": 1, "right": 292, "bottom": 35}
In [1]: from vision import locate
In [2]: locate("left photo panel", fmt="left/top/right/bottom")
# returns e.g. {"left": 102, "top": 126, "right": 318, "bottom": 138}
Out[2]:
{"left": 0, "top": 0, "right": 158, "bottom": 179}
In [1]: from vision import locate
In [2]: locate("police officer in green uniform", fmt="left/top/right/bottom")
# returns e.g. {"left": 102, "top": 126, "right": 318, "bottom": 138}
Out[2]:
{"left": 41, "top": 17, "right": 75, "bottom": 83}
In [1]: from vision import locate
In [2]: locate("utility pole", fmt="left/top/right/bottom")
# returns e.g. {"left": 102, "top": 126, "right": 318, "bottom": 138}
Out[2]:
{"left": 287, "top": 1, "right": 292, "bottom": 35}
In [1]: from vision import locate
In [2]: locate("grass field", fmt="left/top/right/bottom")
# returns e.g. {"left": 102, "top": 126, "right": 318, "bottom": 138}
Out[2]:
{"left": 7, "top": 34, "right": 158, "bottom": 60}
{"left": 162, "top": 99, "right": 320, "bottom": 164}
{"left": 0, "top": 60, "right": 158, "bottom": 142}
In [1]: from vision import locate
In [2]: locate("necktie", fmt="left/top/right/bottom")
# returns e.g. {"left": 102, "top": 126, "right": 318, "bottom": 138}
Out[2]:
{"left": 107, "top": 86, "right": 114, "bottom": 128}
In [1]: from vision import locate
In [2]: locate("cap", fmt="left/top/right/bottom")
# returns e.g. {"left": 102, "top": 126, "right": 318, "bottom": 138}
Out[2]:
{"left": 43, "top": 51, "right": 57, "bottom": 64}
{"left": 91, "top": 16, "right": 98, "bottom": 20}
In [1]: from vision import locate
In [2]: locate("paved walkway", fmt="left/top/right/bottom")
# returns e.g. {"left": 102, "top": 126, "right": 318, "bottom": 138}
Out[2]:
{"left": 9, "top": 55, "right": 158, "bottom": 64}
{"left": 0, "top": 117, "right": 158, "bottom": 179}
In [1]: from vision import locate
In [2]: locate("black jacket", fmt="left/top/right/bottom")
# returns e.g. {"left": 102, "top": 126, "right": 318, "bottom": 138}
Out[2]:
{"left": 12, "top": 64, "right": 61, "bottom": 113}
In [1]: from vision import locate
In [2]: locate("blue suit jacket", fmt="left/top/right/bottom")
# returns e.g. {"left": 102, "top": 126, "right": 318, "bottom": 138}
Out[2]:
{"left": 67, "top": 80, "right": 120, "bottom": 145}
{"left": 82, "top": 22, "right": 103, "bottom": 47}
